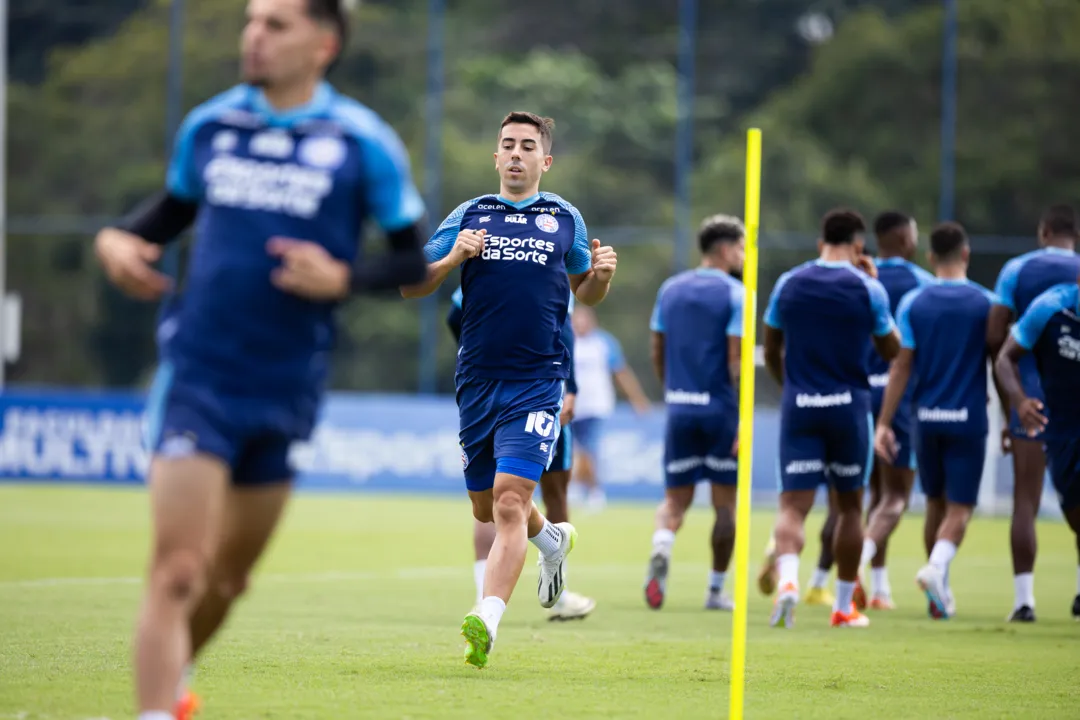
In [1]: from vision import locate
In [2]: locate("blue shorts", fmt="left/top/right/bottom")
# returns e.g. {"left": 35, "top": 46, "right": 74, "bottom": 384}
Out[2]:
{"left": 1046, "top": 438, "right": 1080, "bottom": 511}
{"left": 571, "top": 417, "right": 603, "bottom": 460}
{"left": 144, "top": 363, "right": 314, "bottom": 486}
{"left": 871, "top": 389, "right": 917, "bottom": 470}
{"left": 664, "top": 412, "right": 737, "bottom": 488}
{"left": 778, "top": 403, "right": 873, "bottom": 495}
{"left": 1009, "top": 356, "right": 1045, "bottom": 441}
{"left": 456, "top": 376, "right": 564, "bottom": 492}
{"left": 548, "top": 422, "right": 573, "bottom": 474}
{"left": 915, "top": 431, "right": 986, "bottom": 506}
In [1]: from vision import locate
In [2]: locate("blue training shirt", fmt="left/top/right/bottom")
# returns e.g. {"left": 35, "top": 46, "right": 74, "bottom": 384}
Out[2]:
{"left": 650, "top": 268, "right": 744, "bottom": 415}
{"left": 867, "top": 258, "right": 934, "bottom": 389}
{"left": 764, "top": 260, "right": 894, "bottom": 409}
{"left": 425, "top": 193, "right": 592, "bottom": 380}
{"left": 161, "top": 82, "right": 423, "bottom": 397}
{"left": 896, "top": 279, "right": 997, "bottom": 435}
{"left": 1011, "top": 282, "right": 1080, "bottom": 441}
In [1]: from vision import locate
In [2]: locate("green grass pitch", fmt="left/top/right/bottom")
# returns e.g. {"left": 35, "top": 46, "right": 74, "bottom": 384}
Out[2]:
{"left": 0, "top": 485, "right": 1077, "bottom": 719}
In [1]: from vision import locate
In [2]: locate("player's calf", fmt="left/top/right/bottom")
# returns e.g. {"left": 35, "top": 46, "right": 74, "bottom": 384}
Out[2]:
{"left": 645, "top": 486, "right": 693, "bottom": 609}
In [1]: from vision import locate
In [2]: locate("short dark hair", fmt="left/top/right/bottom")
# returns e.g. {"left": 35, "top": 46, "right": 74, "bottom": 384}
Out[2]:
{"left": 308, "top": 0, "right": 349, "bottom": 64}
{"left": 1040, "top": 204, "right": 1079, "bottom": 240}
{"left": 698, "top": 214, "right": 745, "bottom": 254}
{"left": 873, "top": 211, "right": 911, "bottom": 240}
{"left": 499, "top": 112, "right": 556, "bottom": 153}
{"left": 821, "top": 208, "right": 866, "bottom": 245}
{"left": 930, "top": 221, "right": 968, "bottom": 261}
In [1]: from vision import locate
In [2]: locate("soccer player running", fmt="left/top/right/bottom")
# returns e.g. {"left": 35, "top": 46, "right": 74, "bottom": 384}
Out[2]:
{"left": 875, "top": 222, "right": 998, "bottom": 620}
{"left": 402, "top": 112, "right": 615, "bottom": 668}
{"left": 987, "top": 205, "right": 1080, "bottom": 622}
{"left": 763, "top": 209, "right": 900, "bottom": 629}
{"left": 644, "top": 215, "right": 745, "bottom": 611}
{"left": 996, "top": 275, "right": 1080, "bottom": 621}
{"left": 447, "top": 288, "right": 597, "bottom": 621}
{"left": 94, "top": 2, "right": 428, "bottom": 718}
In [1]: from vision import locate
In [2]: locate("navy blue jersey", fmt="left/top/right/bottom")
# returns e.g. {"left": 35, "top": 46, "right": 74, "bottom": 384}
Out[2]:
{"left": 650, "top": 268, "right": 744, "bottom": 416}
{"left": 867, "top": 258, "right": 934, "bottom": 389}
{"left": 1012, "top": 283, "right": 1080, "bottom": 441}
{"left": 764, "top": 260, "right": 894, "bottom": 409}
{"left": 161, "top": 82, "right": 423, "bottom": 398}
{"left": 896, "top": 279, "right": 997, "bottom": 436}
{"left": 425, "top": 194, "right": 592, "bottom": 380}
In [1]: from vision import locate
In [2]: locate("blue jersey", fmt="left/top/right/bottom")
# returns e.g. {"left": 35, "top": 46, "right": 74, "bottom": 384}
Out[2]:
{"left": 650, "top": 268, "right": 744, "bottom": 416}
{"left": 867, "top": 258, "right": 934, "bottom": 389}
{"left": 162, "top": 82, "right": 423, "bottom": 398}
{"left": 425, "top": 193, "right": 592, "bottom": 380}
{"left": 765, "top": 260, "right": 895, "bottom": 411}
{"left": 896, "top": 279, "right": 997, "bottom": 436}
{"left": 1011, "top": 283, "right": 1080, "bottom": 442}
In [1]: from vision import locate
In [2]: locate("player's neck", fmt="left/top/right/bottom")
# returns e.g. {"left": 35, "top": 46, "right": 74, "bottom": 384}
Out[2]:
{"left": 259, "top": 79, "right": 321, "bottom": 111}
{"left": 1043, "top": 235, "right": 1076, "bottom": 251}
{"left": 498, "top": 186, "right": 541, "bottom": 204}
{"left": 699, "top": 256, "right": 732, "bottom": 274}
{"left": 818, "top": 245, "right": 855, "bottom": 264}
{"left": 935, "top": 262, "right": 967, "bottom": 281}
{"left": 876, "top": 246, "right": 906, "bottom": 261}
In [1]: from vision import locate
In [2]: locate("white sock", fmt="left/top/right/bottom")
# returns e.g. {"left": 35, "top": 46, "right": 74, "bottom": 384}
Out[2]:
{"left": 529, "top": 520, "right": 563, "bottom": 557}
{"left": 871, "top": 567, "right": 891, "bottom": 597}
{"left": 777, "top": 553, "right": 799, "bottom": 590}
{"left": 473, "top": 560, "right": 486, "bottom": 604}
{"left": 929, "top": 540, "right": 957, "bottom": 575}
{"left": 478, "top": 596, "right": 506, "bottom": 637}
{"left": 810, "top": 568, "right": 829, "bottom": 590}
{"left": 139, "top": 713, "right": 174, "bottom": 720}
{"left": 652, "top": 528, "right": 676, "bottom": 558}
{"left": 708, "top": 570, "right": 726, "bottom": 593}
{"left": 1014, "top": 572, "right": 1035, "bottom": 608}
{"left": 859, "top": 539, "right": 877, "bottom": 570}
{"left": 834, "top": 580, "right": 856, "bottom": 613}
{"left": 176, "top": 662, "right": 192, "bottom": 701}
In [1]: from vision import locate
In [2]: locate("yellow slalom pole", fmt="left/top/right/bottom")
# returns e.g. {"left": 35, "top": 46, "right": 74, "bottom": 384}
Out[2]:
{"left": 729, "top": 127, "right": 762, "bottom": 720}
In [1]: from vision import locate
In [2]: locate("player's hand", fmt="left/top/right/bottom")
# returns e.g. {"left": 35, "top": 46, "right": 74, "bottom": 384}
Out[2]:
{"left": 1001, "top": 428, "right": 1013, "bottom": 455}
{"left": 94, "top": 227, "right": 173, "bottom": 301}
{"left": 560, "top": 393, "right": 576, "bottom": 426}
{"left": 448, "top": 229, "right": 486, "bottom": 267}
{"left": 267, "top": 237, "right": 350, "bottom": 301}
{"left": 1016, "top": 397, "right": 1048, "bottom": 437}
{"left": 590, "top": 239, "right": 617, "bottom": 282}
{"left": 874, "top": 424, "right": 897, "bottom": 463}
{"left": 854, "top": 254, "right": 878, "bottom": 279}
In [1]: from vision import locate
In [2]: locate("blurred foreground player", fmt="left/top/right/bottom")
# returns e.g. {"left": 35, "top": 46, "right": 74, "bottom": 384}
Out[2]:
{"left": 996, "top": 276, "right": 1080, "bottom": 621}
{"left": 94, "top": 1, "right": 427, "bottom": 718}
{"left": 762, "top": 209, "right": 899, "bottom": 629}
{"left": 875, "top": 222, "right": 997, "bottom": 620}
{"left": 402, "top": 112, "right": 615, "bottom": 668}
{"left": 645, "top": 215, "right": 745, "bottom": 611}
{"left": 987, "top": 205, "right": 1080, "bottom": 621}
{"left": 448, "top": 288, "right": 596, "bottom": 621}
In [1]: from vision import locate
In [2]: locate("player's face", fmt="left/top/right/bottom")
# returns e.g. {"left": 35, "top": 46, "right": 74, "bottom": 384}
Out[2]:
{"left": 242, "top": 0, "right": 337, "bottom": 89}
{"left": 724, "top": 237, "right": 746, "bottom": 273}
{"left": 494, "top": 124, "right": 552, "bottom": 193}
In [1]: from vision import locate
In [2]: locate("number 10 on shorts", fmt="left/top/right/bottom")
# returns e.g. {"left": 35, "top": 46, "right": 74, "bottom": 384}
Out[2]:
{"left": 525, "top": 411, "right": 556, "bottom": 438}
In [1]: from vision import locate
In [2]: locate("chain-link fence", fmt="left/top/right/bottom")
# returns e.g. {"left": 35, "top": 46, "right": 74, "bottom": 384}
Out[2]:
{"left": 7, "top": 0, "right": 1073, "bottom": 399}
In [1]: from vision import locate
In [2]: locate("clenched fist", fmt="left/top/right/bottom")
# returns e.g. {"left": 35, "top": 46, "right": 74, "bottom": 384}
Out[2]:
{"left": 448, "top": 229, "right": 486, "bottom": 267}
{"left": 590, "top": 239, "right": 617, "bottom": 282}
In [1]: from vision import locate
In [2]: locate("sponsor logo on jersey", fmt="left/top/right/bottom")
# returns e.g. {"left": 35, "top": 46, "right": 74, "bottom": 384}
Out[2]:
{"left": 480, "top": 236, "right": 557, "bottom": 265}
{"left": 917, "top": 407, "right": 970, "bottom": 423}
{"left": 211, "top": 130, "right": 239, "bottom": 153}
{"left": 203, "top": 156, "right": 334, "bottom": 219}
{"left": 505, "top": 213, "right": 528, "bottom": 225}
{"left": 1057, "top": 333, "right": 1080, "bottom": 361}
{"left": 298, "top": 136, "right": 347, "bottom": 170}
{"left": 665, "top": 389, "right": 711, "bottom": 406}
{"left": 535, "top": 214, "right": 560, "bottom": 233}
{"left": 249, "top": 130, "right": 295, "bottom": 159}
{"left": 479, "top": 216, "right": 491, "bottom": 223}
{"left": 795, "top": 391, "right": 853, "bottom": 408}
{"left": 477, "top": 204, "right": 508, "bottom": 211}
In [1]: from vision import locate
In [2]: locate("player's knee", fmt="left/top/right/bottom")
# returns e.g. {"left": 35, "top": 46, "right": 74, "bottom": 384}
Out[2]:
{"left": 492, "top": 490, "right": 529, "bottom": 525}
{"left": 209, "top": 569, "right": 250, "bottom": 602}
{"left": 151, "top": 548, "right": 209, "bottom": 604}
{"left": 471, "top": 498, "right": 494, "bottom": 524}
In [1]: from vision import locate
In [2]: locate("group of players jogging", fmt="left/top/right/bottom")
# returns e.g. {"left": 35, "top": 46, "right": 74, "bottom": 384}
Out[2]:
{"left": 89, "top": 0, "right": 1080, "bottom": 716}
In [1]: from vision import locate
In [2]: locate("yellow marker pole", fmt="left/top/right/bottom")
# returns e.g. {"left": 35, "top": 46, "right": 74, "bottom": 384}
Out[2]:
{"left": 729, "top": 127, "right": 762, "bottom": 720}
